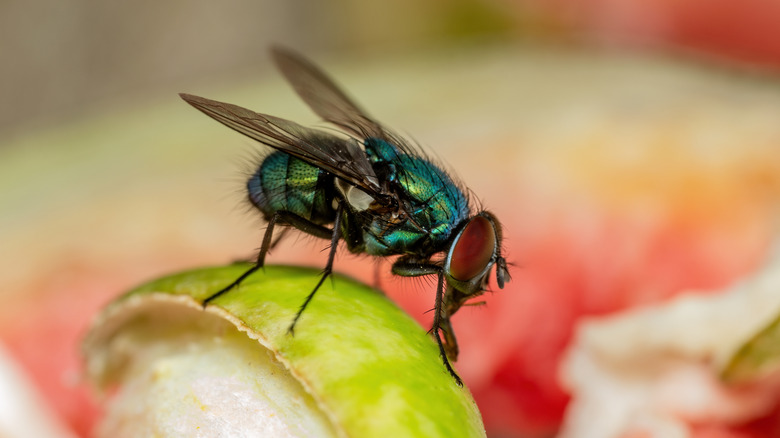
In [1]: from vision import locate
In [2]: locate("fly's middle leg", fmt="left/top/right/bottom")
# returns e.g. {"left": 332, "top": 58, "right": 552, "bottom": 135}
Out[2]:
{"left": 287, "top": 202, "right": 344, "bottom": 334}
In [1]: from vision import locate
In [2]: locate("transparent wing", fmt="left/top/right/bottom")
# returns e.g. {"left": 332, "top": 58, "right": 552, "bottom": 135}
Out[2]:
{"left": 271, "top": 46, "right": 386, "bottom": 140}
{"left": 180, "top": 93, "right": 383, "bottom": 196}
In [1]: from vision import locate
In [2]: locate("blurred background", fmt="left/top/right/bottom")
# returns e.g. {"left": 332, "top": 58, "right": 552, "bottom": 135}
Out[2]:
{"left": 6, "top": 0, "right": 780, "bottom": 141}
{"left": 3, "top": 1, "right": 780, "bottom": 437}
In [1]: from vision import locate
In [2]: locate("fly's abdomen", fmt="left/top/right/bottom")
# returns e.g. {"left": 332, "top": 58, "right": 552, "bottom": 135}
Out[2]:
{"left": 248, "top": 151, "right": 336, "bottom": 224}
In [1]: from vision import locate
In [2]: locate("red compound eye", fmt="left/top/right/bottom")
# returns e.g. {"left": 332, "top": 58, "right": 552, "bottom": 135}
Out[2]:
{"left": 449, "top": 216, "right": 496, "bottom": 282}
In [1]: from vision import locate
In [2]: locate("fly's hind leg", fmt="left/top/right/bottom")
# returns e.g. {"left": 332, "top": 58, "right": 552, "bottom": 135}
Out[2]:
{"left": 269, "top": 226, "right": 292, "bottom": 250}
{"left": 203, "top": 211, "right": 332, "bottom": 307}
{"left": 391, "top": 258, "right": 463, "bottom": 386}
{"left": 228, "top": 227, "right": 291, "bottom": 265}
{"left": 202, "top": 213, "right": 280, "bottom": 307}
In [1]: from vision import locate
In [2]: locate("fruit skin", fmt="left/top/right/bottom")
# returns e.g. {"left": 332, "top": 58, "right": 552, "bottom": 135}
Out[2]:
{"left": 83, "top": 264, "right": 486, "bottom": 438}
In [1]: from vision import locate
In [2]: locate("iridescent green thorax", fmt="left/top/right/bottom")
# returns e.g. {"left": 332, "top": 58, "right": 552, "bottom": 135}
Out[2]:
{"left": 360, "top": 138, "right": 471, "bottom": 256}
{"left": 248, "top": 151, "right": 336, "bottom": 225}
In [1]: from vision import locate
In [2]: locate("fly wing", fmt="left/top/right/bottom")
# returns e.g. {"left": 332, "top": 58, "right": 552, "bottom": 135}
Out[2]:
{"left": 180, "top": 93, "right": 383, "bottom": 195}
{"left": 270, "top": 46, "right": 386, "bottom": 140}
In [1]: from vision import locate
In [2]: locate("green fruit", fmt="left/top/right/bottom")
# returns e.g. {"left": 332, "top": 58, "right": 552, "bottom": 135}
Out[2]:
{"left": 83, "top": 265, "right": 486, "bottom": 437}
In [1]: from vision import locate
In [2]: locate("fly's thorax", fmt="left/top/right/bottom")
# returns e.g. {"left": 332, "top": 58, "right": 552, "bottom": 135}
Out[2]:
{"left": 358, "top": 200, "right": 467, "bottom": 257}
{"left": 247, "top": 151, "right": 337, "bottom": 225}
{"left": 360, "top": 137, "right": 472, "bottom": 257}
{"left": 335, "top": 178, "right": 374, "bottom": 212}
{"left": 364, "top": 138, "right": 397, "bottom": 164}
{"left": 363, "top": 225, "right": 432, "bottom": 256}
{"left": 332, "top": 177, "right": 372, "bottom": 254}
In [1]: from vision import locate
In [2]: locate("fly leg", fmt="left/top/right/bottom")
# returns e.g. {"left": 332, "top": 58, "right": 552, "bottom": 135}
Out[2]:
{"left": 230, "top": 227, "right": 288, "bottom": 264}
{"left": 439, "top": 283, "right": 471, "bottom": 361}
{"left": 203, "top": 211, "right": 332, "bottom": 307}
{"left": 431, "top": 271, "right": 462, "bottom": 386}
{"left": 288, "top": 202, "right": 344, "bottom": 334}
{"left": 202, "top": 213, "right": 280, "bottom": 307}
{"left": 439, "top": 312, "right": 459, "bottom": 361}
{"left": 429, "top": 269, "right": 464, "bottom": 363}
{"left": 391, "top": 258, "right": 463, "bottom": 386}
{"left": 269, "top": 227, "right": 291, "bottom": 250}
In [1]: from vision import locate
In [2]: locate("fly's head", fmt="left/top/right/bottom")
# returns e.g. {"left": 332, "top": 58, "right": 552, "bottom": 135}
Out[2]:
{"left": 442, "top": 211, "right": 510, "bottom": 315}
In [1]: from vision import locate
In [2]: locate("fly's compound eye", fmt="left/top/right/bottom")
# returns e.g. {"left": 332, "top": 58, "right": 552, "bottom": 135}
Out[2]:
{"left": 447, "top": 215, "right": 497, "bottom": 287}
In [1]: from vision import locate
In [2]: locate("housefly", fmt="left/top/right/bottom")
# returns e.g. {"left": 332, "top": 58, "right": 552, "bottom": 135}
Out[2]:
{"left": 180, "top": 48, "right": 510, "bottom": 385}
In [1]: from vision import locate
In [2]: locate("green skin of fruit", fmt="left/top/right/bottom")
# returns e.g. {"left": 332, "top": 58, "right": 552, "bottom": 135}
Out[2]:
{"left": 87, "top": 264, "right": 486, "bottom": 438}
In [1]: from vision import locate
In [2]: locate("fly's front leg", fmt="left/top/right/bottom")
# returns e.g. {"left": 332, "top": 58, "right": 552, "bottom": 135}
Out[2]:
{"left": 203, "top": 211, "right": 333, "bottom": 307}
{"left": 287, "top": 202, "right": 344, "bottom": 334}
{"left": 392, "top": 258, "right": 463, "bottom": 386}
{"left": 439, "top": 313, "right": 459, "bottom": 362}
{"left": 439, "top": 283, "right": 470, "bottom": 361}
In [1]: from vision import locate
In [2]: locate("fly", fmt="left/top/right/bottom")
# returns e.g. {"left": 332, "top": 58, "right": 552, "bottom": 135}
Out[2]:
{"left": 180, "top": 47, "right": 510, "bottom": 386}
